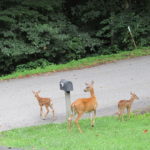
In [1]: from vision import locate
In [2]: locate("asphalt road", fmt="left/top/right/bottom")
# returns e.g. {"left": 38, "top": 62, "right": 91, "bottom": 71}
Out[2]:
{"left": 0, "top": 147, "right": 21, "bottom": 150}
{"left": 0, "top": 56, "right": 150, "bottom": 131}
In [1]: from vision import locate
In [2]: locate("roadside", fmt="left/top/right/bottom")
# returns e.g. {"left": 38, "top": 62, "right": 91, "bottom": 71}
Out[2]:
{"left": 0, "top": 147, "right": 21, "bottom": 150}
{"left": 0, "top": 47, "right": 150, "bottom": 81}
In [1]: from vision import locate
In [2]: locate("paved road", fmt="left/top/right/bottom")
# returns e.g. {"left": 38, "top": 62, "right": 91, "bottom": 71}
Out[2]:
{"left": 0, "top": 56, "right": 150, "bottom": 131}
{"left": 0, "top": 147, "right": 21, "bottom": 150}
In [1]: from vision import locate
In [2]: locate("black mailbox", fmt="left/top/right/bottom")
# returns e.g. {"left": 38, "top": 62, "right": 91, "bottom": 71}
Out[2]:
{"left": 60, "top": 79, "right": 73, "bottom": 92}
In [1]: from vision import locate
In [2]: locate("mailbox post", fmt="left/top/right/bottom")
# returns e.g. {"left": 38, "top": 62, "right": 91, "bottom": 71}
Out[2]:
{"left": 60, "top": 79, "right": 73, "bottom": 119}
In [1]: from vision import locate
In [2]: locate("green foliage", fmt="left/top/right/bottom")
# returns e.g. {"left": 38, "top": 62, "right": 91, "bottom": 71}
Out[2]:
{"left": 110, "top": 12, "right": 150, "bottom": 49}
{"left": 16, "top": 58, "right": 53, "bottom": 72}
{"left": 0, "top": 39, "right": 38, "bottom": 56}
{"left": 0, "top": 0, "right": 149, "bottom": 75}
{"left": 0, "top": 16, "right": 16, "bottom": 29}
{"left": 66, "top": 0, "right": 150, "bottom": 50}
{"left": 1, "top": 47, "right": 150, "bottom": 81}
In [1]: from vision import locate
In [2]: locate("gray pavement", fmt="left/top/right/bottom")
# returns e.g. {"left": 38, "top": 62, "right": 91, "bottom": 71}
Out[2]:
{"left": 0, "top": 55, "right": 150, "bottom": 132}
{"left": 0, "top": 147, "right": 21, "bottom": 150}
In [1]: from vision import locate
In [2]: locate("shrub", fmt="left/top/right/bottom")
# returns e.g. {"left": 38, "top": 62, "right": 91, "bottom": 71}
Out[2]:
{"left": 16, "top": 59, "right": 53, "bottom": 72}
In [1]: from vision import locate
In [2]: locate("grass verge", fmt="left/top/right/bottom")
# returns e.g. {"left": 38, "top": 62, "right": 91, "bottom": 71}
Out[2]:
{"left": 0, "top": 47, "right": 150, "bottom": 81}
{"left": 0, "top": 114, "right": 150, "bottom": 150}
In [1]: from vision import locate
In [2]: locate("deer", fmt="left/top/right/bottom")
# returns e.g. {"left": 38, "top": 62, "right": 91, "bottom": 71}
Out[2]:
{"left": 118, "top": 92, "right": 139, "bottom": 121}
{"left": 68, "top": 81, "right": 98, "bottom": 133}
{"left": 32, "top": 90, "right": 55, "bottom": 120}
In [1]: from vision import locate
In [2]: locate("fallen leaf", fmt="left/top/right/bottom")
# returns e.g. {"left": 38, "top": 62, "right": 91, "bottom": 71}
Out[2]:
{"left": 143, "top": 129, "right": 148, "bottom": 133}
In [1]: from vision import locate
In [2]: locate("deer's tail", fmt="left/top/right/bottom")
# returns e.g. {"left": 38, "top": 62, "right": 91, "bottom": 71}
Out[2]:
{"left": 68, "top": 103, "right": 78, "bottom": 122}
{"left": 68, "top": 104, "right": 75, "bottom": 120}
{"left": 115, "top": 112, "right": 121, "bottom": 116}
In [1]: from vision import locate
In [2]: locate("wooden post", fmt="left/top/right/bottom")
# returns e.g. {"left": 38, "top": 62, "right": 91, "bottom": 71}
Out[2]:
{"left": 128, "top": 26, "right": 137, "bottom": 49}
{"left": 65, "top": 91, "right": 71, "bottom": 119}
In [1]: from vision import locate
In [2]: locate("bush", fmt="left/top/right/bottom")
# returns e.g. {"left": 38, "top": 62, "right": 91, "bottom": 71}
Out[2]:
{"left": 0, "top": 0, "right": 149, "bottom": 75}
{"left": 16, "top": 59, "right": 53, "bottom": 72}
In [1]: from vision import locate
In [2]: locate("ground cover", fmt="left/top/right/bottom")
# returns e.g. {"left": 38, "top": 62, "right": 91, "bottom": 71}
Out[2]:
{"left": 0, "top": 114, "right": 150, "bottom": 150}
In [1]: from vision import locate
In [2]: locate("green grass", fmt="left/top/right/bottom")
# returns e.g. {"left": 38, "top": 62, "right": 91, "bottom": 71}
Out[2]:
{"left": 0, "top": 114, "right": 150, "bottom": 150}
{"left": 0, "top": 47, "right": 150, "bottom": 81}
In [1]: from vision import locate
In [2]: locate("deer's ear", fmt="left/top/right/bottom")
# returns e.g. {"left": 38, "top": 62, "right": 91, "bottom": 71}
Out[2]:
{"left": 32, "top": 91, "right": 35, "bottom": 94}
{"left": 130, "top": 92, "right": 133, "bottom": 95}
{"left": 91, "top": 80, "right": 94, "bottom": 85}
{"left": 38, "top": 90, "right": 41, "bottom": 93}
{"left": 85, "top": 83, "right": 89, "bottom": 86}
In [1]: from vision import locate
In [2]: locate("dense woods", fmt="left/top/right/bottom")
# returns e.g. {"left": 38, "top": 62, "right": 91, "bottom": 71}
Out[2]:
{"left": 0, "top": 0, "right": 150, "bottom": 75}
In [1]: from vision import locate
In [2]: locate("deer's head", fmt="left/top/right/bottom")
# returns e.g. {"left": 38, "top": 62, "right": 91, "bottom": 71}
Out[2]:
{"left": 84, "top": 81, "right": 94, "bottom": 92}
{"left": 130, "top": 92, "right": 139, "bottom": 100}
{"left": 32, "top": 90, "right": 41, "bottom": 98}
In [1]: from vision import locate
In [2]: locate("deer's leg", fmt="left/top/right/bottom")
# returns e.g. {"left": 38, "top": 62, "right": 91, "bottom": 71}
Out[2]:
{"left": 120, "top": 109, "right": 124, "bottom": 121}
{"left": 93, "top": 110, "right": 96, "bottom": 126}
{"left": 44, "top": 105, "right": 49, "bottom": 119}
{"left": 75, "top": 113, "right": 83, "bottom": 133}
{"left": 49, "top": 105, "right": 55, "bottom": 120}
{"left": 118, "top": 111, "right": 121, "bottom": 120}
{"left": 90, "top": 113, "right": 93, "bottom": 126}
{"left": 68, "top": 114, "right": 74, "bottom": 131}
{"left": 121, "top": 109, "right": 125, "bottom": 121}
{"left": 127, "top": 107, "right": 131, "bottom": 119}
{"left": 40, "top": 106, "right": 43, "bottom": 118}
{"left": 91, "top": 110, "right": 96, "bottom": 127}
{"left": 118, "top": 108, "right": 121, "bottom": 120}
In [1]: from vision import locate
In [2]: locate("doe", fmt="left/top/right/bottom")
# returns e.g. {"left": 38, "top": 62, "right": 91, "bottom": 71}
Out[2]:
{"left": 32, "top": 90, "right": 55, "bottom": 120}
{"left": 68, "top": 81, "right": 98, "bottom": 133}
{"left": 118, "top": 92, "right": 139, "bottom": 121}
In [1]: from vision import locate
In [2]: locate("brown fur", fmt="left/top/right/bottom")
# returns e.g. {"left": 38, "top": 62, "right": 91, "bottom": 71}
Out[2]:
{"left": 68, "top": 81, "right": 98, "bottom": 133}
{"left": 118, "top": 92, "right": 139, "bottom": 121}
{"left": 32, "top": 91, "right": 55, "bottom": 120}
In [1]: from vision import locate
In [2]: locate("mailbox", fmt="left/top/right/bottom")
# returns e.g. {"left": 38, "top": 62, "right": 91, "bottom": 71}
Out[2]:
{"left": 60, "top": 79, "right": 73, "bottom": 119}
{"left": 60, "top": 79, "right": 73, "bottom": 92}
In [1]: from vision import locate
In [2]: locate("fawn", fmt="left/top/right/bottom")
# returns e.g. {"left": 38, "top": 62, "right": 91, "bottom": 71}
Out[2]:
{"left": 68, "top": 81, "right": 98, "bottom": 133}
{"left": 32, "top": 90, "right": 55, "bottom": 120}
{"left": 118, "top": 92, "right": 139, "bottom": 121}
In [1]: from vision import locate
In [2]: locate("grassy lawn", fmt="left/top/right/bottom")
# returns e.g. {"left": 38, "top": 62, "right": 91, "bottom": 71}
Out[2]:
{"left": 0, "top": 47, "right": 150, "bottom": 81}
{"left": 0, "top": 114, "right": 150, "bottom": 150}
